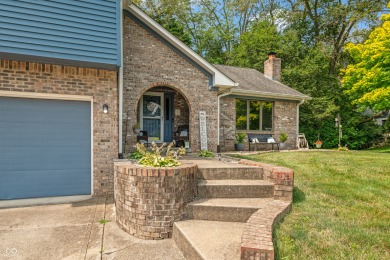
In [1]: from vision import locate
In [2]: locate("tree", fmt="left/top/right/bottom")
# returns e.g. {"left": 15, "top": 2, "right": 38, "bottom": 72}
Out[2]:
{"left": 342, "top": 6, "right": 390, "bottom": 112}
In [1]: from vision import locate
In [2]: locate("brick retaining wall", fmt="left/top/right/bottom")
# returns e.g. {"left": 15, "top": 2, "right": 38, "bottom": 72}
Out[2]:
{"left": 114, "top": 161, "right": 198, "bottom": 240}
{"left": 239, "top": 159, "right": 293, "bottom": 201}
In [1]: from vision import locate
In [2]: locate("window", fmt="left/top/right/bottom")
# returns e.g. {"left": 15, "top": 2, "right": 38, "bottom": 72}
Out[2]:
{"left": 236, "top": 99, "right": 273, "bottom": 131}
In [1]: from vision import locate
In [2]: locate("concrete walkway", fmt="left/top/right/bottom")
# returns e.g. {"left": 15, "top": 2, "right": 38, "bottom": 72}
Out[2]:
{"left": 0, "top": 197, "right": 185, "bottom": 260}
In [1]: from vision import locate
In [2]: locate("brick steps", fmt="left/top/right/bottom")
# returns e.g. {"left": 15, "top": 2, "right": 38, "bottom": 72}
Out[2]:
{"left": 173, "top": 159, "right": 294, "bottom": 260}
{"left": 198, "top": 166, "right": 263, "bottom": 180}
{"left": 186, "top": 198, "right": 274, "bottom": 222}
{"left": 173, "top": 219, "right": 245, "bottom": 260}
{"left": 197, "top": 179, "right": 274, "bottom": 198}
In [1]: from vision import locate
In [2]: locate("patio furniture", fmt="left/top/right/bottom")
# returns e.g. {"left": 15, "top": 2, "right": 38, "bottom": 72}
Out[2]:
{"left": 137, "top": 130, "right": 149, "bottom": 147}
{"left": 173, "top": 125, "right": 189, "bottom": 147}
{"left": 248, "top": 133, "right": 280, "bottom": 151}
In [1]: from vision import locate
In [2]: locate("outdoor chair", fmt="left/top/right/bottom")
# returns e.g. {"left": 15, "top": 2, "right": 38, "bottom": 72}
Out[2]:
{"left": 173, "top": 125, "right": 189, "bottom": 147}
{"left": 136, "top": 130, "right": 149, "bottom": 147}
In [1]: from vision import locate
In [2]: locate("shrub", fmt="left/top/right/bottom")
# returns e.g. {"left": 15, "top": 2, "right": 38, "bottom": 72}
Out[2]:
{"left": 198, "top": 150, "right": 214, "bottom": 157}
{"left": 280, "top": 132, "right": 288, "bottom": 143}
{"left": 129, "top": 150, "right": 143, "bottom": 160}
{"left": 235, "top": 132, "right": 246, "bottom": 144}
{"left": 135, "top": 141, "right": 186, "bottom": 167}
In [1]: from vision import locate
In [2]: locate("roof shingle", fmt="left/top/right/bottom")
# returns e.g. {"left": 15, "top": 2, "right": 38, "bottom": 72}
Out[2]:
{"left": 214, "top": 64, "right": 309, "bottom": 99}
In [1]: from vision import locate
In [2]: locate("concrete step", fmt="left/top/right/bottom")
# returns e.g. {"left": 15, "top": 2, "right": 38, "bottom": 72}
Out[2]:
{"left": 187, "top": 198, "right": 274, "bottom": 222}
{"left": 173, "top": 219, "right": 245, "bottom": 260}
{"left": 197, "top": 179, "right": 274, "bottom": 199}
{"left": 198, "top": 166, "right": 263, "bottom": 180}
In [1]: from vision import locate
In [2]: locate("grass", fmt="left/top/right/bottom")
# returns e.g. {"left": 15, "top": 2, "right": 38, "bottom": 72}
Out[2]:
{"left": 232, "top": 148, "right": 390, "bottom": 259}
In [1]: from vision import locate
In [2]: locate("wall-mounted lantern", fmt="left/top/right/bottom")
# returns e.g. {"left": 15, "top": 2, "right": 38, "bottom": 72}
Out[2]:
{"left": 103, "top": 104, "right": 109, "bottom": 114}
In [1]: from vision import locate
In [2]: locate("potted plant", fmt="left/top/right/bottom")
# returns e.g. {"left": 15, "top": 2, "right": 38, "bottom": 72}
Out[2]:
{"left": 279, "top": 132, "right": 288, "bottom": 149}
{"left": 314, "top": 140, "right": 323, "bottom": 148}
{"left": 133, "top": 123, "right": 141, "bottom": 135}
{"left": 235, "top": 132, "right": 246, "bottom": 151}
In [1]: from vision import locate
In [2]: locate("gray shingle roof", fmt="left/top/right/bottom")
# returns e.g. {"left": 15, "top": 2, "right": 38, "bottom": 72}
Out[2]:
{"left": 214, "top": 64, "right": 309, "bottom": 100}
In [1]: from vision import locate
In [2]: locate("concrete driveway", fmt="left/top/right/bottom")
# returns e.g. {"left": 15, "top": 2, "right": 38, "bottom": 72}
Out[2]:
{"left": 0, "top": 197, "right": 185, "bottom": 260}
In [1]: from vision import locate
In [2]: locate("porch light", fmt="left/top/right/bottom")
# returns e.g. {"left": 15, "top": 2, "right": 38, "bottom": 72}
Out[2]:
{"left": 103, "top": 104, "right": 109, "bottom": 114}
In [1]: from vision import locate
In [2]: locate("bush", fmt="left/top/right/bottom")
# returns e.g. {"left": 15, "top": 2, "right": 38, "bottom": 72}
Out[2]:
{"left": 280, "top": 132, "right": 288, "bottom": 143}
{"left": 134, "top": 141, "right": 186, "bottom": 167}
{"left": 236, "top": 132, "right": 246, "bottom": 144}
{"left": 129, "top": 150, "right": 143, "bottom": 160}
{"left": 198, "top": 150, "right": 214, "bottom": 157}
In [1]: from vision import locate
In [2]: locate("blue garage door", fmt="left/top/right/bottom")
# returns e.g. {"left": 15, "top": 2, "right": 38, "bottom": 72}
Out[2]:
{"left": 0, "top": 97, "right": 91, "bottom": 200}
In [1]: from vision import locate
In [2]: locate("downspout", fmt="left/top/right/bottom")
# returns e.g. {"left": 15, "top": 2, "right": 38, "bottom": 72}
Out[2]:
{"left": 217, "top": 89, "right": 232, "bottom": 153}
{"left": 296, "top": 99, "right": 305, "bottom": 147}
{"left": 118, "top": 1, "right": 124, "bottom": 158}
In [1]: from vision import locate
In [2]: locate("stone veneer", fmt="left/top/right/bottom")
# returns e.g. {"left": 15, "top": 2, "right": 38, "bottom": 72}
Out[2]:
{"left": 0, "top": 59, "right": 118, "bottom": 195}
{"left": 114, "top": 161, "right": 198, "bottom": 239}
{"left": 122, "top": 14, "right": 218, "bottom": 152}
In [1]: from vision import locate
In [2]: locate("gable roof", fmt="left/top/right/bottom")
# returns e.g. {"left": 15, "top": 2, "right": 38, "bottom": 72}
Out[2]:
{"left": 214, "top": 65, "right": 310, "bottom": 101}
{"left": 125, "top": 4, "right": 237, "bottom": 88}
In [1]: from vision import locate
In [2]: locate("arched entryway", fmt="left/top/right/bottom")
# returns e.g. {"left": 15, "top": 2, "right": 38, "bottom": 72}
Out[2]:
{"left": 136, "top": 86, "right": 190, "bottom": 145}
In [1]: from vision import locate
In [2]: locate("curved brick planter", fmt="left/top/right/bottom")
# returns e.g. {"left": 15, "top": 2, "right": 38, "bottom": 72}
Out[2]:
{"left": 114, "top": 161, "right": 198, "bottom": 240}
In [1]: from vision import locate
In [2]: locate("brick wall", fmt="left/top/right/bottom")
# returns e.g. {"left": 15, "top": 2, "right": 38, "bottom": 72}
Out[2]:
{"left": 0, "top": 59, "right": 118, "bottom": 195}
{"left": 122, "top": 15, "right": 218, "bottom": 152}
{"left": 274, "top": 101, "right": 298, "bottom": 150}
{"left": 114, "top": 161, "right": 198, "bottom": 239}
{"left": 220, "top": 97, "right": 236, "bottom": 151}
{"left": 173, "top": 91, "right": 190, "bottom": 131}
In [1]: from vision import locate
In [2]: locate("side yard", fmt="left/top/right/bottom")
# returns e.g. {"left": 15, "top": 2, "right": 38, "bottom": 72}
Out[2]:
{"left": 233, "top": 149, "right": 390, "bottom": 259}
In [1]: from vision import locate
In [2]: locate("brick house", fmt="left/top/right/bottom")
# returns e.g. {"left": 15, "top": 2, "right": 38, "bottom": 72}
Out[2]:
{"left": 121, "top": 4, "right": 310, "bottom": 153}
{"left": 0, "top": 1, "right": 308, "bottom": 201}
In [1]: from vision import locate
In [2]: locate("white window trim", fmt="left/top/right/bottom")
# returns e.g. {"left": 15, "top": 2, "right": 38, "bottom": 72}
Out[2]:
{"left": 140, "top": 92, "right": 164, "bottom": 143}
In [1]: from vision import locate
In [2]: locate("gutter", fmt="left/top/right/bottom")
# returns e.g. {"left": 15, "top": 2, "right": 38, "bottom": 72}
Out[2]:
{"left": 230, "top": 89, "right": 311, "bottom": 101}
{"left": 217, "top": 89, "right": 233, "bottom": 152}
{"left": 118, "top": 1, "right": 124, "bottom": 157}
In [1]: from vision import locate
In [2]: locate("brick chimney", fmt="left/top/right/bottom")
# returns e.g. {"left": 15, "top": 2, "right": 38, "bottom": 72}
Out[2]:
{"left": 264, "top": 52, "right": 281, "bottom": 81}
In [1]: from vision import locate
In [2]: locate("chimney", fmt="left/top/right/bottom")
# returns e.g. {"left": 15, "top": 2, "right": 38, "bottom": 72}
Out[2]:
{"left": 264, "top": 52, "right": 281, "bottom": 81}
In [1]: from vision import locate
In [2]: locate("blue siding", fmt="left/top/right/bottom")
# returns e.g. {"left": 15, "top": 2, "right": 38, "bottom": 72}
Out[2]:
{"left": 0, "top": 97, "right": 91, "bottom": 200}
{"left": 0, "top": 0, "right": 121, "bottom": 69}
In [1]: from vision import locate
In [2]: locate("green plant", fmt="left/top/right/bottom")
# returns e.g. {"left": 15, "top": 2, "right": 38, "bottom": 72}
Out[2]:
{"left": 99, "top": 219, "right": 110, "bottom": 224}
{"left": 338, "top": 145, "right": 349, "bottom": 151}
{"left": 280, "top": 132, "right": 288, "bottom": 143}
{"left": 135, "top": 141, "right": 186, "bottom": 167}
{"left": 235, "top": 132, "right": 246, "bottom": 144}
{"left": 198, "top": 150, "right": 214, "bottom": 157}
{"left": 133, "top": 122, "right": 141, "bottom": 129}
{"left": 129, "top": 150, "right": 143, "bottom": 159}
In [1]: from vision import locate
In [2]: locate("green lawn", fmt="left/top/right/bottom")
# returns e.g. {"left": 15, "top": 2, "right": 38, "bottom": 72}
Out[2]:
{"left": 232, "top": 149, "right": 390, "bottom": 259}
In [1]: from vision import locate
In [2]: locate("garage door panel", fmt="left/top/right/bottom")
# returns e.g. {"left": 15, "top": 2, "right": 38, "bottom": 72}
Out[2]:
{"left": 0, "top": 97, "right": 92, "bottom": 200}
{"left": 0, "top": 147, "right": 90, "bottom": 171}
{"left": 0, "top": 169, "right": 91, "bottom": 199}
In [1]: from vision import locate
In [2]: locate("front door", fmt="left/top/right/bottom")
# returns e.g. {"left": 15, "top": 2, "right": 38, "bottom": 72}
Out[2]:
{"left": 140, "top": 92, "right": 163, "bottom": 143}
{"left": 164, "top": 93, "right": 174, "bottom": 142}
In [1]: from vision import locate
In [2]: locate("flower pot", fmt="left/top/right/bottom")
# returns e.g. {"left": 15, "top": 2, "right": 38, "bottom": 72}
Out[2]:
{"left": 315, "top": 144, "right": 322, "bottom": 148}
{"left": 280, "top": 142, "right": 286, "bottom": 150}
{"left": 235, "top": 143, "right": 245, "bottom": 151}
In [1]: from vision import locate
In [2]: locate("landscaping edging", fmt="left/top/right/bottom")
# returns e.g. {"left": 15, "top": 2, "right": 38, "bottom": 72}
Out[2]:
{"left": 241, "top": 201, "right": 292, "bottom": 260}
{"left": 114, "top": 161, "right": 198, "bottom": 240}
{"left": 238, "top": 159, "right": 294, "bottom": 260}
